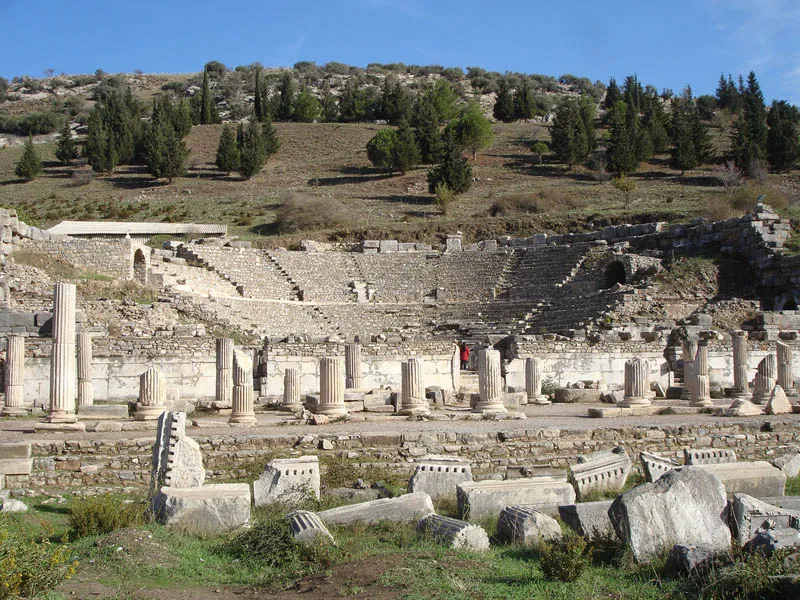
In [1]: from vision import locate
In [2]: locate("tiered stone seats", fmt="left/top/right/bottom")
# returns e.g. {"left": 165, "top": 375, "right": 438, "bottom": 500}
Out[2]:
{"left": 150, "top": 256, "right": 241, "bottom": 298}
{"left": 437, "top": 253, "right": 508, "bottom": 302}
{"left": 507, "top": 245, "right": 592, "bottom": 300}
{"left": 353, "top": 253, "right": 439, "bottom": 303}
{"left": 194, "top": 297, "right": 328, "bottom": 338}
{"left": 269, "top": 251, "right": 355, "bottom": 302}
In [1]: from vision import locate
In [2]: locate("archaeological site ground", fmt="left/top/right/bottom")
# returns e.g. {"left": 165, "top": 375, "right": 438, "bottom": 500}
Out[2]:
{"left": 2, "top": 69, "right": 800, "bottom": 599}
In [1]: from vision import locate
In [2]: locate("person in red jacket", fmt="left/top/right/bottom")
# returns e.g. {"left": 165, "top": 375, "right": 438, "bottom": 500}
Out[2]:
{"left": 459, "top": 341, "right": 470, "bottom": 370}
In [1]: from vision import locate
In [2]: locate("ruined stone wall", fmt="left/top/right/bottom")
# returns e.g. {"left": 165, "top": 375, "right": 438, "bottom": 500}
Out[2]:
{"left": 16, "top": 237, "right": 137, "bottom": 280}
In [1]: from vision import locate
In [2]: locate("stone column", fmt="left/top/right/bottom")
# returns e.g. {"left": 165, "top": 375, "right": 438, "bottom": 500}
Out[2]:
{"left": 683, "top": 361, "right": 695, "bottom": 404}
{"left": 317, "top": 357, "right": 347, "bottom": 417}
{"left": 776, "top": 341, "right": 798, "bottom": 399}
{"left": 215, "top": 338, "right": 234, "bottom": 408}
{"left": 399, "top": 358, "right": 429, "bottom": 415}
{"left": 524, "top": 357, "right": 550, "bottom": 405}
{"left": 230, "top": 350, "right": 257, "bottom": 425}
{"left": 345, "top": 343, "right": 362, "bottom": 389}
{"left": 2, "top": 335, "right": 26, "bottom": 416}
{"left": 681, "top": 339, "right": 698, "bottom": 400}
{"left": 752, "top": 354, "right": 777, "bottom": 405}
{"left": 282, "top": 368, "right": 302, "bottom": 410}
{"left": 693, "top": 374, "right": 713, "bottom": 407}
{"left": 621, "top": 357, "right": 651, "bottom": 407}
{"left": 47, "top": 282, "right": 77, "bottom": 423}
{"left": 136, "top": 367, "right": 166, "bottom": 420}
{"left": 473, "top": 348, "right": 507, "bottom": 413}
{"left": 77, "top": 331, "right": 93, "bottom": 407}
{"left": 731, "top": 330, "right": 751, "bottom": 399}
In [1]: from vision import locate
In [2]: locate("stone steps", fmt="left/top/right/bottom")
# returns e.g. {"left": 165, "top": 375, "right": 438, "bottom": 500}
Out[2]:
{"left": 150, "top": 256, "right": 242, "bottom": 299}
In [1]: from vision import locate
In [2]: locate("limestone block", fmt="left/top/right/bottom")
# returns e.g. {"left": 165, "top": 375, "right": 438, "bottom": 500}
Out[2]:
{"left": 151, "top": 484, "right": 251, "bottom": 534}
{"left": 558, "top": 500, "right": 615, "bottom": 540}
{"left": 496, "top": 505, "right": 562, "bottom": 545}
{"left": 697, "top": 461, "right": 786, "bottom": 497}
{"left": 1, "top": 499, "right": 28, "bottom": 513}
{"left": 456, "top": 477, "right": 576, "bottom": 521}
{"left": 288, "top": 510, "right": 335, "bottom": 545}
{"left": 0, "top": 443, "right": 31, "bottom": 459}
{"left": 772, "top": 453, "right": 800, "bottom": 478}
{"left": 684, "top": 448, "right": 737, "bottom": 465}
{"left": 745, "top": 527, "right": 800, "bottom": 556}
{"left": 418, "top": 514, "right": 490, "bottom": 551}
{"left": 407, "top": 456, "right": 472, "bottom": 502}
{"left": 569, "top": 446, "right": 631, "bottom": 500}
{"left": 150, "top": 412, "right": 205, "bottom": 491}
{"left": 765, "top": 385, "right": 792, "bottom": 415}
{"left": 554, "top": 388, "right": 601, "bottom": 403}
{"left": 318, "top": 492, "right": 434, "bottom": 526}
{"left": 731, "top": 493, "right": 800, "bottom": 546}
{"left": 609, "top": 467, "right": 731, "bottom": 563}
{"left": 640, "top": 451, "right": 679, "bottom": 483}
{"left": 667, "top": 544, "right": 719, "bottom": 574}
{"left": 724, "top": 398, "right": 763, "bottom": 416}
{"left": 253, "top": 456, "right": 320, "bottom": 507}
{"left": 77, "top": 405, "right": 129, "bottom": 420}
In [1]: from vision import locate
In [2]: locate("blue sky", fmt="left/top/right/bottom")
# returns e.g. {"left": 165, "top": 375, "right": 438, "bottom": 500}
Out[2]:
{"left": 2, "top": 0, "right": 799, "bottom": 104}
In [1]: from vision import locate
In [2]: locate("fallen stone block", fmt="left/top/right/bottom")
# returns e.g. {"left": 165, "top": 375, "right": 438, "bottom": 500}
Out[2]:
{"left": 745, "top": 527, "right": 800, "bottom": 556}
{"left": 1, "top": 498, "right": 28, "bottom": 513}
{"left": 684, "top": 448, "right": 737, "bottom": 465}
{"left": 697, "top": 461, "right": 786, "bottom": 498}
{"left": 640, "top": 451, "right": 679, "bottom": 483}
{"left": 288, "top": 510, "right": 335, "bottom": 545}
{"left": 151, "top": 484, "right": 251, "bottom": 535}
{"left": 150, "top": 412, "right": 205, "bottom": 492}
{"left": 772, "top": 453, "right": 800, "bottom": 478}
{"left": 609, "top": 467, "right": 731, "bottom": 563}
{"left": 318, "top": 493, "right": 434, "bottom": 526}
{"left": 731, "top": 493, "right": 800, "bottom": 546}
{"left": 323, "top": 488, "right": 385, "bottom": 503}
{"left": 554, "top": 388, "right": 601, "bottom": 403}
{"left": 759, "top": 496, "right": 800, "bottom": 511}
{"left": 418, "top": 514, "right": 490, "bottom": 550}
{"left": 724, "top": 398, "right": 763, "bottom": 416}
{"left": 667, "top": 544, "right": 719, "bottom": 574}
{"left": 253, "top": 456, "right": 320, "bottom": 507}
{"left": 77, "top": 404, "right": 130, "bottom": 420}
{"left": 457, "top": 477, "right": 576, "bottom": 521}
{"left": 569, "top": 446, "right": 631, "bottom": 500}
{"left": 766, "top": 385, "right": 792, "bottom": 415}
{"left": 558, "top": 500, "right": 615, "bottom": 540}
{"left": 496, "top": 505, "right": 562, "bottom": 545}
{"left": 407, "top": 456, "right": 472, "bottom": 502}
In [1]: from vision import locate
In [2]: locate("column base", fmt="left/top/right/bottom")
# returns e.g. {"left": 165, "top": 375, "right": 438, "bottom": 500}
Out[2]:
{"left": 46, "top": 411, "right": 78, "bottom": 424}
{"left": 280, "top": 402, "right": 304, "bottom": 412}
{"left": 751, "top": 394, "right": 770, "bottom": 405}
{"left": 36, "top": 421, "right": 86, "bottom": 432}
{"left": 314, "top": 404, "right": 348, "bottom": 418}
{"left": 229, "top": 414, "right": 257, "bottom": 426}
{"left": 1, "top": 406, "right": 27, "bottom": 417}
{"left": 472, "top": 401, "right": 507, "bottom": 414}
{"left": 619, "top": 396, "right": 652, "bottom": 408}
{"left": 398, "top": 402, "right": 430, "bottom": 416}
{"left": 134, "top": 404, "right": 166, "bottom": 421}
{"left": 690, "top": 398, "right": 714, "bottom": 408}
{"left": 527, "top": 395, "right": 551, "bottom": 405}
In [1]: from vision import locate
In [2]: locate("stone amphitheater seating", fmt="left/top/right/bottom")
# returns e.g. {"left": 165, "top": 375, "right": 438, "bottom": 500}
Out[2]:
{"left": 436, "top": 253, "right": 509, "bottom": 302}
{"left": 506, "top": 244, "right": 592, "bottom": 300}
{"left": 353, "top": 253, "right": 439, "bottom": 303}
{"left": 268, "top": 250, "right": 354, "bottom": 302}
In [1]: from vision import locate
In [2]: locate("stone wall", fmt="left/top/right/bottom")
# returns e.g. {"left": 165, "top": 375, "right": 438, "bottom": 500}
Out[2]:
{"left": 17, "top": 237, "right": 141, "bottom": 280}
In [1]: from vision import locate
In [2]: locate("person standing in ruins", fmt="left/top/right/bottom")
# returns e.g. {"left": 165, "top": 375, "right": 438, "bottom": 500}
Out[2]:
{"left": 460, "top": 341, "right": 470, "bottom": 370}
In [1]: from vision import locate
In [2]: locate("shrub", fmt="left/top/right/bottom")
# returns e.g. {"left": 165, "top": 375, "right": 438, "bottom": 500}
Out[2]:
{"left": 686, "top": 547, "right": 793, "bottom": 600}
{"left": 68, "top": 169, "right": 94, "bottom": 187}
{"left": 0, "top": 525, "right": 77, "bottom": 599}
{"left": 69, "top": 494, "right": 146, "bottom": 537}
{"left": 538, "top": 530, "right": 592, "bottom": 582}
{"left": 434, "top": 183, "right": 455, "bottom": 215}
{"left": 220, "top": 516, "right": 300, "bottom": 569}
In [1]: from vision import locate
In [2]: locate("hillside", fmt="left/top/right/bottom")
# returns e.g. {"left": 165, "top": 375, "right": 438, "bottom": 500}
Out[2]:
{"left": 1, "top": 69, "right": 798, "bottom": 246}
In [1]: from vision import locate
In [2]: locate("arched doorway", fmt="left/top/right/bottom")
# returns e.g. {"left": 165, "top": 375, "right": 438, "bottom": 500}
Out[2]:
{"left": 775, "top": 292, "right": 800, "bottom": 311}
{"left": 603, "top": 261, "right": 627, "bottom": 289}
{"left": 133, "top": 249, "right": 147, "bottom": 285}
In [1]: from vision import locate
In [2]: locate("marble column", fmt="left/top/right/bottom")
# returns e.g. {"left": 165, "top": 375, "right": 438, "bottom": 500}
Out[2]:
{"left": 399, "top": 358, "right": 429, "bottom": 415}
{"left": 776, "top": 341, "right": 798, "bottom": 399}
{"left": 135, "top": 367, "right": 166, "bottom": 420}
{"left": 693, "top": 374, "right": 713, "bottom": 407}
{"left": 524, "top": 357, "right": 550, "bottom": 405}
{"left": 317, "top": 357, "right": 347, "bottom": 417}
{"left": 47, "top": 282, "right": 77, "bottom": 423}
{"left": 681, "top": 338, "right": 698, "bottom": 400}
{"left": 473, "top": 348, "right": 507, "bottom": 413}
{"left": 731, "top": 330, "right": 751, "bottom": 399}
{"left": 752, "top": 354, "right": 777, "bottom": 405}
{"left": 621, "top": 357, "right": 651, "bottom": 407}
{"left": 345, "top": 343, "right": 362, "bottom": 389}
{"left": 282, "top": 368, "right": 302, "bottom": 410}
{"left": 683, "top": 361, "right": 696, "bottom": 404}
{"left": 2, "top": 335, "right": 26, "bottom": 416}
{"left": 230, "top": 350, "right": 256, "bottom": 425}
{"left": 77, "top": 331, "right": 93, "bottom": 407}
{"left": 215, "top": 338, "right": 234, "bottom": 408}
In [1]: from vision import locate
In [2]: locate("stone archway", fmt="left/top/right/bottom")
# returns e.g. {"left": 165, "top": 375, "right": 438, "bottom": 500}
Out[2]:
{"left": 133, "top": 249, "right": 147, "bottom": 285}
{"left": 603, "top": 261, "right": 627, "bottom": 289}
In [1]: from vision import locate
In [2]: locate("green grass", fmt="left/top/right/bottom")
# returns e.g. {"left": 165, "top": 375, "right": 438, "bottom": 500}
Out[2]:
{"left": 785, "top": 474, "right": 800, "bottom": 495}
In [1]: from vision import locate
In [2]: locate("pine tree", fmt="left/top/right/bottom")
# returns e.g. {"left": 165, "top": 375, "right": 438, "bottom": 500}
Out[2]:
{"left": 275, "top": 71, "right": 296, "bottom": 121}
{"left": 237, "top": 119, "right": 267, "bottom": 179}
{"left": 427, "top": 129, "right": 472, "bottom": 194}
{"left": 254, "top": 67, "right": 264, "bottom": 122}
{"left": 607, "top": 101, "right": 638, "bottom": 174}
{"left": 732, "top": 71, "right": 768, "bottom": 176}
{"left": 767, "top": 100, "right": 800, "bottom": 171}
{"left": 413, "top": 91, "right": 443, "bottom": 163}
{"left": 392, "top": 120, "right": 421, "bottom": 174}
{"left": 550, "top": 98, "right": 587, "bottom": 167}
{"left": 55, "top": 121, "right": 77, "bottom": 164}
{"left": 451, "top": 102, "right": 493, "bottom": 159}
{"left": 493, "top": 78, "right": 516, "bottom": 122}
{"left": 604, "top": 77, "right": 621, "bottom": 111}
{"left": 14, "top": 136, "right": 42, "bottom": 180}
{"left": 262, "top": 118, "right": 280, "bottom": 157}
{"left": 215, "top": 124, "right": 240, "bottom": 174}
{"left": 514, "top": 79, "right": 536, "bottom": 121}
{"left": 201, "top": 68, "right": 213, "bottom": 125}
{"left": 366, "top": 128, "right": 398, "bottom": 172}
{"left": 293, "top": 87, "right": 321, "bottom": 122}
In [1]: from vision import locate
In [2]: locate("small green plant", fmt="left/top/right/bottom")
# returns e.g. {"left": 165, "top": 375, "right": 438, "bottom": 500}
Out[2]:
{"left": 219, "top": 516, "right": 300, "bottom": 569}
{"left": 69, "top": 494, "right": 147, "bottom": 538}
{"left": 434, "top": 182, "right": 455, "bottom": 215}
{"left": 686, "top": 547, "right": 793, "bottom": 599}
{"left": 0, "top": 525, "right": 77, "bottom": 599}
{"left": 786, "top": 474, "right": 800, "bottom": 496}
{"left": 540, "top": 376, "right": 558, "bottom": 398}
{"left": 538, "top": 530, "right": 592, "bottom": 582}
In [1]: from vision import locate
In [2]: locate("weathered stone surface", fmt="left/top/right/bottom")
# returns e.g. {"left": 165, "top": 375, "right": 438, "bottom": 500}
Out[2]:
{"left": 765, "top": 385, "right": 792, "bottom": 415}
{"left": 772, "top": 453, "right": 800, "bottom": 478}
{"left": 731, "top": 493, "right": 800, "bottom": 546}
{"left": 0, "top": 443, "right": 31, "bottom": 460}
{"left": 47, "top": 283, "right": 77, "bottom": 424}
{"left": 684, "top": 448, "right": 736, "bottom": 465}
{"left": 407, "top": 456, "right": 472, "bottom": 501}
{"left": 620, "top": 357, "right": 650, "bottom": 407}
{"left": 150, "top": 412, "right": 205, "bottom": 493}
{"left": 151, "top": 484, "right": 251, "bottom": 534}
{"left": 77, "top": 404, "right": 129, "bottom": 420}
{"left": 553, "top": 388, "right": 600, "bottom": 403}
{"left": 558, "top": 500, "right": 615, "bottom": 540}
{"left": 288, "top": 510, "right": 335, "bottom": 545}
{"left": 725, "top": 398, "right": 763, "bottom": 416}
{"left": 569, "top": 446, "right": 631, "bottom": 500}
{"left": 609, "top": 467, "right": 731, "bottom": 562}
{"left": 418, "top": 514, "right": 490, "bottom": 550}
{"left": 640, "top": 451, "right": 679, "bottom": 483}
{"left": 745, "top": 527, "right": 800, "bottom": 556}
{"left": 667, "top": 544, "right": 719, "bottom": 574}
{"left": 698, "top": 461, "right": 786, "bottom": 498}
{"left": 1, "top": 498, "right": 28, "bottom": 513}
{"left": 457, "top": 477, "right": 575, "bottom": 521}
{"left": 496, "top": 505, "right": 562, "bottom": 545}
{"left": 318, "top": 493, "right": 434, "bottom": 526}
{"left": 253, "top": 456, "right": 320, "bottom": 507}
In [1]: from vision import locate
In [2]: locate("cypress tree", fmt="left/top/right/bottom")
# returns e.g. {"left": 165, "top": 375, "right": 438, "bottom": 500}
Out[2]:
{"left": 514, "top": 79, "right": 535, "bottom": 121}
{"left": 413, "top": 91, "right": 443, "bottom": 164}
{"left": 493, "top": 78, "right": 516, "bottom": 122}
{"left": 254, "top": 67, "right": 264, "bottom": 122}
{"left": 201, "top": 68, "right": 213, "bottom": 125}
{"left": 579, "top": 95, "right": 597, "bottom": 153}
{"left": 427, "top": 129, "right": 472, "bottom": 194}
{"left": 320, "top": 84, "right": 338, "bottom": 122}
{"left": 237, "top": 119, "right": 267, "bottom": 179}
{"left": 275, "top": 71, "right": 296, "bottom": 121}
{"left": 767, "top": 100, "right": 800, "bottom": 171}
{"left": 604, "top": 77, "right": 620, "bottom": 111}
{"left": 732, "top": 71, "right": 768, "bottom": 176}
{"left": 262, "top": 118, "right": 280, "bottom": 157}
{"left": 85, "top": 107, "right": 118, "bottom": 173}
{"left": 431, "top": 79, "right": 460, "bottom": 122}
{"left": 550, "top": 98, "right": 587, "bottom": 167}
{"left": 15, "top": 135, "right": 42, "bottom": 180}
{"left": 607, "top": 101, "right": 638, "bottom": 174}
{"left": 55, "top": 121, "right": 77, "bottom": 164}
{"left": 215, "top": 124, "right": 240, "bottom": 174}
{"left": 392, "top": 120, "right": 421, "bottom": 174}
{"left": 145, "top": 97, "right": 188, "bottom": 181}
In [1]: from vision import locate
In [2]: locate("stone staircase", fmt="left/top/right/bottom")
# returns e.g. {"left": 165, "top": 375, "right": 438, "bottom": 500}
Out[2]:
{"left": 149, "top": 254, "right": 242, "bottom": 299}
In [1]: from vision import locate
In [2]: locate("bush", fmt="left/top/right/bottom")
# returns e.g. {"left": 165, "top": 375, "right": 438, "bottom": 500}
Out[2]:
{"left": 0, "top": 525, "right": 77, "bottom": 599}
{"left": 434, "top": 183, "right": 455, "bottom": 215}
{"left": 686, "top": 548, "right": 793, "bottom": 600}
{"left": 69, "top": 494, "right": 146, "bottom": 538}
{"left": 220, "top": 516, "right": 299, "bottom": 569}
{"left": 274, "top": 193, "right": 350, "bottom": 233}
{"left": 538, "top": 531, "right": 591, "bottom": 582}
